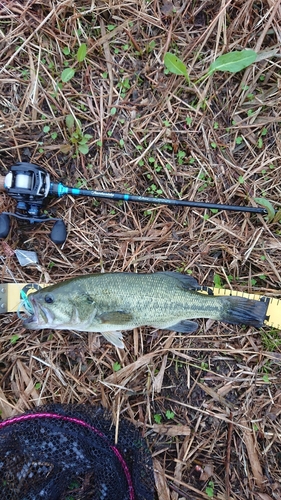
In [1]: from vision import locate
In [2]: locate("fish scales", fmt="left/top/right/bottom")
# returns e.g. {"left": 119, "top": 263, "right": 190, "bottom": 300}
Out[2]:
{"left": 44, "top": 272, "right": 225, "bottom": 327}
{"left": 22, "top": 272, "right": 268, "bottom": 348}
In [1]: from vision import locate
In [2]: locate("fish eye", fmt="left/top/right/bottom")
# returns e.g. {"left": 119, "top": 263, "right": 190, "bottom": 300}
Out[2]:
{"left": 44, "top": 293, "right": 54, "bottom": 304}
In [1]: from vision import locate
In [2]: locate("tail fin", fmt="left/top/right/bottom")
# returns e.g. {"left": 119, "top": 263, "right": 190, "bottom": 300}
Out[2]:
{"left": 222, "top": 296, "right": 268, "bottom": 328}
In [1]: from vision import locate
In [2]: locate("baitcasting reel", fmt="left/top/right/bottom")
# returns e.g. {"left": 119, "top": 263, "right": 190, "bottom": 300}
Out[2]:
{"left": 0, "top": 163, "right": 66, "bottom": 244}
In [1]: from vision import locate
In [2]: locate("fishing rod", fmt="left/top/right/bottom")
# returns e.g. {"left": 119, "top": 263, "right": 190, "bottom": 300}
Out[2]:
{"left": 0, "top": 162, "right": 268, "bottom": 244}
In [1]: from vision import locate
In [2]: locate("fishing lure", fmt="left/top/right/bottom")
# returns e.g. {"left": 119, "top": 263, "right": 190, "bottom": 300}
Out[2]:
{"left": 17, "top": 289, "right": 33, "bottom": 319}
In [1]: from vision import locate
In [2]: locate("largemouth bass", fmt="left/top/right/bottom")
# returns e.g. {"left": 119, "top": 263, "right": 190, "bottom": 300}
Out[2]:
{"left": 22, "top": 272, "right": 267, "bottom": 348}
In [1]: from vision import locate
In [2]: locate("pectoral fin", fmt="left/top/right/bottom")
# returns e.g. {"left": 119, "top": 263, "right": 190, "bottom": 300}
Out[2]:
{"left": 102, "top": 331, "right": 125, "bottom": 349}
{"left": 152, "top": 320, "right": 199, "bottom": 334}
{"left": 97, "top": 311, "right": 133, "bottom": 325}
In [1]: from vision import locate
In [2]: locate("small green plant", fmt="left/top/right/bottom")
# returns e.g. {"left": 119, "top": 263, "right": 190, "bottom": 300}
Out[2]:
{"left": 263, "top": 374, "right": 270, "bottom": 383}
{"left": 61, "top": 67, "right": 75, "bottom": 83}
{"left": 201, "top": 361, "right": 209, "bottom": 370}
{"left": 146, "top": 184, "right": 163, "bottom": 196}
{"left": 75, "top": 178, "right": 88, "bottom": 189}
{"left": 197, "top": 172, "right": 213, "bottom": 192}
{"left": 21, "top": 68, "right": 30, "bottom": 80}
{"left": 177, "top": 150, "right": 186, "bottom": 165}
{"left": 148, "top": 156, "right": 162, "bottom": 172}
{"left": 164, "top": 49, "right": 258, "bottom": 84}
{"left": 10, "top": 334, "right": 20, "bottom": 344}
{"left": 146, "top": 40, "right": 156, "bottom": 53}
{"left": 61, "top": 43, "right": 88, "bottom": 83}
{"left": 63, "top": 114, "right": 92, "bottom": 155}
{"left": 165, "top": 410, "right": 175, "bottom": 420}
{"left": 213, "top": 274, "right": 222, "bottom": 288}
{"left": 112, "top": 361, "right": 121, "bottom": 372}
{"left": 261, "top": 330, "right": 281, "bottom": 351}
{"left": 153, "top": 413, "right": 162, "bottom": 424}
{"left": 206, "top": 480, "right": 215, "bottom": 498}
{"left": 117, "top": 77, "right": 131, "bottom": 97}
{"left": 76, "top": 43, "right": 87, "bottom": 62}
{"left": 163, "top": 52, "right": 190, "bottom": 81}
{"left": 254, "top": 197, "right": 275, "bottom": 222}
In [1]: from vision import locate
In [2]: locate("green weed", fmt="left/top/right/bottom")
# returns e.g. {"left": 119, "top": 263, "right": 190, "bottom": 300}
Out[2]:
{"left": 62, "top": 114, "right": 92, "bottom": 155}
{"left": 206, "top": 480, "right": 215, "bottom": 498}
{"left": 165, "top": 410, "right": 175, "bottom": 420}
{"left": 261, "top": 330, "right": 281, "bottom": 351}
{"left": 112, "top": 361, "right": 121, "bottom": 372}
{"left": 153, "top": 413, "right": 162, "bottom": 424}
{"left": 164, "top": 49, "right": 258, "bottom": 85}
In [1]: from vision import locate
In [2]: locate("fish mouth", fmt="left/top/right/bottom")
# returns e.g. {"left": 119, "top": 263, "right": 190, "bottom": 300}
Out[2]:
{"left": 21, "top": 295, "right": 55, "bottom": 329}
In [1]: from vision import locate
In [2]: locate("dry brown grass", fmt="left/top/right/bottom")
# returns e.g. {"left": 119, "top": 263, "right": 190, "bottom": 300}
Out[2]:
{"left": 1, "top": 0, "right": 281, "bottom": 498}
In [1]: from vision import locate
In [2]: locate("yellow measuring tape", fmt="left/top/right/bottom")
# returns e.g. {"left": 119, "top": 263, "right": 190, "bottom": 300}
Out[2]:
{"left": 0, "top": 283, "right": 280, "bottom": 329}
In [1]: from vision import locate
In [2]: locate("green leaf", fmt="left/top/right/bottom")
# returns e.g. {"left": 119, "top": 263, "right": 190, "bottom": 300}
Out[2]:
{"left": 213, "top": 274, "right": 222, "bottom": 288}
{"left": 165, "top": 410, "right": 175, "bottom": 420}
{"left": 112, "top": 361, "right": 121, "bottom": 372}
{"left": 65, "top": 114, "right": 75, "bottom": 131}
{"left": 61, "top": 67, "right": 75, "bottom": 82}
{"left": 76, "top": 43, "right": 87, "bottom": 62}
{"left": 208, "top": 50, "right": 257, "bottom": 75}
{"left": 78, "top": 143, "right": 89, "bottom": 155}
{"left": 164, "top": 52, "right": 188, "bottom": 78}
{"left": 79, "top": 137, "right": 88, "bottom": 145}
{"left": 206, "top": 481, "right": 214, "bottom": 498}
{"left": 62, "top": 46, "right": 70, "bottom": 55}
{"left": 10, "top": 334, "right": 19, "bottom": 344}
{"left": 254, "top": 197, "right": 275, "bottom": 222}
{"left": 153, "top": 413, "right": 162, "bottom": 424}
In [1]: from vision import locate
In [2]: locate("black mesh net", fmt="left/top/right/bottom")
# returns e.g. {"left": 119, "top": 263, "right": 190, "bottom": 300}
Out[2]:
{"left": 0, "top": 404, "right": 155, "bottom": 500}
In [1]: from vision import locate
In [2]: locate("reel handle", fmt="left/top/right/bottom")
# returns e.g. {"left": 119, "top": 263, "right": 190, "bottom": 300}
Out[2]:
{"left": 0, "top": 214, "right": 10, "bottom": 238}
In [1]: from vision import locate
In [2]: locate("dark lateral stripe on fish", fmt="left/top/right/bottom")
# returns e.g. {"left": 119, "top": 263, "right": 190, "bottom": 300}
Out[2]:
{"left": 221, "top": 296, "right": 268, "bottom": 328}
